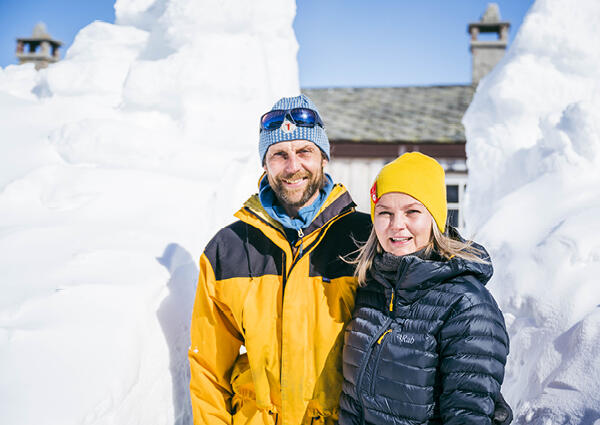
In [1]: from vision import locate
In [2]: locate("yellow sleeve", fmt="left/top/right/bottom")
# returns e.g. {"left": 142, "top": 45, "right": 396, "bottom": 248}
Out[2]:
{"left": 189, "top": 252, "right": 244, "bottom": 425}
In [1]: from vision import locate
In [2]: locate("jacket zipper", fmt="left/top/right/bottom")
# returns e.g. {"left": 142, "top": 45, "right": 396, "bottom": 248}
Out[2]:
{"left": 369, "top": 325, "right": 401, "bottom": 395}
{"left": 354, "top": 283, "right": 399, "bottom": 418}
{"left": 243, "top": 204, "right": 353, "bottom": 296}
{"left": 367, "top": 288, "right": 399, "bottom": 395}
{"left": 244, "top": 205, "right": 352, "bottom": 265}
{"left": 241, "top": 200, "right": 353, "bottom": 421}
{"left": 296, "top": 228, "right": 304, "bottom": 258}
{"left": 282, "top": 252, "right": 287, "bottom": 290}
{"left": 287, "top": 208, "right": 354, "bottom": 276}
{"left": 368, "top": 290, "right": 396, "bottom": 395}
{"left": 354, "top": 317, "right": 393, "bottom": 411}
{"left": 377, "top": 329, "right": 392, "bottom": 344}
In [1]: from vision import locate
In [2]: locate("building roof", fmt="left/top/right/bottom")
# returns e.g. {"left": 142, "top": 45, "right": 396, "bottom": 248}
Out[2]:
{"left": 17, "top": 22, "right": 62, "bottom": 46}
{"left": 302, "top": 85, "right": 474, "bottom": 144}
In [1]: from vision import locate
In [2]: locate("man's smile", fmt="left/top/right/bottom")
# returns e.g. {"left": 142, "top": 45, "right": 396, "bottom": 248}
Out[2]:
{"left": 281, "top": 176, "right": 307, "bottom": 187}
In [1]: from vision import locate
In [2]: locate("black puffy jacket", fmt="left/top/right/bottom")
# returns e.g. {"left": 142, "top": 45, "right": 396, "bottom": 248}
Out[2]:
{"left": 340, "top": 246, "right": 509, "bottom": 425}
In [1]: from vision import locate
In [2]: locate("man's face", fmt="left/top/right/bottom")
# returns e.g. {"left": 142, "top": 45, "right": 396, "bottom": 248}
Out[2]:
{"left": 263, "top": 140, "right": 328, "bottom": 211}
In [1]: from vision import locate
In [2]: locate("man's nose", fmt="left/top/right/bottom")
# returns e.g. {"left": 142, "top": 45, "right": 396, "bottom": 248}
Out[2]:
{"left": 284, "top": 154, "right": 301, "bottom": 174}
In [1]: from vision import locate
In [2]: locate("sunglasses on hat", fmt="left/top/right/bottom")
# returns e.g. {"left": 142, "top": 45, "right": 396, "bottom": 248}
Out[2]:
{"left": 260, "top": 108, "right": 324, "bottom": 132}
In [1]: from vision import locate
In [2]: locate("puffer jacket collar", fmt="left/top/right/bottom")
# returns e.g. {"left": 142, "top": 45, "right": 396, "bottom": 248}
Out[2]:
{"left": 369, "top": 239, "right": 493, "bottom": 305}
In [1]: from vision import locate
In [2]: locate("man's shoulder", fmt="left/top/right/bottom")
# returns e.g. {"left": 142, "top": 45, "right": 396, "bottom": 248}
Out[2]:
{"left": 331, "top": 210, "right": 371, "bottom": 239}
{"left": 204, "top": 219, "right": 279, "bottom": 259}
{"left": 205, "top": 220, "right": 248, "bottom": 251}
{"left": 202, "top": 221, "right": 252, "bottom": 276}
{"left": 203, "top": 219, "right": 283, "bottom": 280}
{"left": 343, "top": 210, "right": 371, "bottom": 224}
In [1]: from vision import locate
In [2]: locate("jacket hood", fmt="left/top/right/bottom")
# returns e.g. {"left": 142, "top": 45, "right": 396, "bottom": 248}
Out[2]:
{"left": 370, "top": 238, "right": 493, "bottom": 305}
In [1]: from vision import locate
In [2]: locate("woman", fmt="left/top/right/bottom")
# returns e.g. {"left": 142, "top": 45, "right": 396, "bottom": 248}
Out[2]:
{"left": 340, "top": 152, "right": 509, "bottom": 424}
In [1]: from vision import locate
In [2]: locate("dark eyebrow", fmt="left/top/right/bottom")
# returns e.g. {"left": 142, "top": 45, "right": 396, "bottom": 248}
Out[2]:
{"left": 375, "top": 203, "right": 391, "bottom": 210}
{"left": 376, "top": 202, "right": 424, "bottom": 210}
{"left": 269, "top": 147, "right": 287, "bottom": 155}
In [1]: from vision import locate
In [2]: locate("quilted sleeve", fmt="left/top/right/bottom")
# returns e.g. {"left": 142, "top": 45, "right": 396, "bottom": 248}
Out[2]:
{"left": 438, "top": 298, "right": 509, "bottom": 425}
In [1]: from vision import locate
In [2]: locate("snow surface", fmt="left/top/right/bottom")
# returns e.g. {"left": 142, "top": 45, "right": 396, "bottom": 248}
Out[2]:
{"left": 2, "top": 0, "right": 600, "bottom": 424}
{"left": 463, "top": 0, "right": 600, "bottom": 423}
{"left": 0, "top": 0, "right": 298, "bottom": 424}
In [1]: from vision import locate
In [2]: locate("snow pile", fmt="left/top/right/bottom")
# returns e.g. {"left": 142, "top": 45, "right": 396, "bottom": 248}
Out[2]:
{"left": 463, "top": 0, "right": 600, "bottom": 422}
{"left": 0, "top": 0, "right": 299, "bottom": 424}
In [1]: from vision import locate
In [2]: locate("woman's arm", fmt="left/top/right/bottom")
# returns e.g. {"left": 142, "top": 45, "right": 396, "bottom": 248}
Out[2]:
{"left": 438, "top": 300, "right": 509, "bottom": 425}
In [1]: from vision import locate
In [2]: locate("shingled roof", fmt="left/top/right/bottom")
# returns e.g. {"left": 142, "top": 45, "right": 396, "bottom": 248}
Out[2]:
{"left": 302, "top": 85, "right": 474, "bottom": 144}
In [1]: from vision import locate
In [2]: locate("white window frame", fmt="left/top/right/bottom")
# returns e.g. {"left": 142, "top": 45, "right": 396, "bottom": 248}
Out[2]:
{"left": 445, "top": 172, "right": 468, "bottom": 231}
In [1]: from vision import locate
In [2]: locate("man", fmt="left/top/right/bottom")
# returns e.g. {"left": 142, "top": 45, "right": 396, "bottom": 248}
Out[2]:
{"left": 189, "top": 94, "right": 368, "bottom": 425}
{"left": 188, "top": 94, "right": 512, "bottom": 425}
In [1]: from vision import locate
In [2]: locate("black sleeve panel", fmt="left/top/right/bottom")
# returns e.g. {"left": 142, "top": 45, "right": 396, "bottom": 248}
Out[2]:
{"left": 203, "top": 221, "right": 284, "bottom": 280}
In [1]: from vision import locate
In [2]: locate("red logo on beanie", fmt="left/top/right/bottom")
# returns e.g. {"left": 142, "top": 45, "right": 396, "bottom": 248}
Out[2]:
{"left": 370, "top": 181, "right": 378, "bottom": 203}
{"left": 281, "top": 119, "right": 296, "bottom": 134}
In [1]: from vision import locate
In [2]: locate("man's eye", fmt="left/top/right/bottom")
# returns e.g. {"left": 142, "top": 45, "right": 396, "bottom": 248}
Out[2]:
{"left": 406, "top": 209, "right": 421, "bottom": 214}
{"left": 378, "top": 211, "right": 391, "bottom": 216}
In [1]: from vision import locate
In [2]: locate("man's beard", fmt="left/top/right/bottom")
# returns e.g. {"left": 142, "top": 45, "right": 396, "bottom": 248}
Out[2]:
{"left": 269, "top": 167, "right": 325, "bottom": 210}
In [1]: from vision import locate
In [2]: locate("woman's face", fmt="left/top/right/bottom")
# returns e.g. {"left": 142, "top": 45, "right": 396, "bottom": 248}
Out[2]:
{"left": 373, "top": 192, "right": 434, "bottom": 256}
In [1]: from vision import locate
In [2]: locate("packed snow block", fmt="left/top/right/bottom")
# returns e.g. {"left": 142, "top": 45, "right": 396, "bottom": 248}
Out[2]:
{"left": 0, "top": 63, "right": 39, "bottom": 99}
{"left": 44, "top": 22, "right": 149, "bottom": 98}
{"left": 0, "top": 0, "right": 299, "bottom": 424}
{"left": 463, "top": 0, "right": 600, "bottom": 423}
{"left": 48, "top": 113, "right": 180, "bottom": 169}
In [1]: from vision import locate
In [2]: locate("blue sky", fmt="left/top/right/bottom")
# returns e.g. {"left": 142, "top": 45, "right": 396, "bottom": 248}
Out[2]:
{"left": 0, "top": 0, "right": 534, "bottom": 87}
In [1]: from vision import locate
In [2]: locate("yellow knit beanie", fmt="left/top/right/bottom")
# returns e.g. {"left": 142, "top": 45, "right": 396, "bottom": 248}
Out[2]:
{"left": 370, "top": 152, "right": 447, "bottom": 233}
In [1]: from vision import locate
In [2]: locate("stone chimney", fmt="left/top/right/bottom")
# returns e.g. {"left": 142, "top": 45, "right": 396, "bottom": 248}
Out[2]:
{"left": 16, "top": 23, "right": 63, "bottom": 70}
{"left": 468, "top": 4, "right": 510, "bottom": 86}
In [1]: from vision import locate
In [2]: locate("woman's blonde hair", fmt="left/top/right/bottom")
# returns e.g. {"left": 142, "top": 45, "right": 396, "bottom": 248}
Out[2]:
{"left": 349, "top": 217, "right": 489, "bottom": 286}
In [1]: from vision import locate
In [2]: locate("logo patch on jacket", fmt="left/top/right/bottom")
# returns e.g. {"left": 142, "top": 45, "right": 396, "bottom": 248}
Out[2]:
{"left": 397, "top": 334, "right": 415, "bottom": 345}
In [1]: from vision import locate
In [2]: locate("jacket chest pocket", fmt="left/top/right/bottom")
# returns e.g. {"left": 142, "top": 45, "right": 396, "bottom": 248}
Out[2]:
{"left": 369, "top": 327, "right": 439, "bottom": 400}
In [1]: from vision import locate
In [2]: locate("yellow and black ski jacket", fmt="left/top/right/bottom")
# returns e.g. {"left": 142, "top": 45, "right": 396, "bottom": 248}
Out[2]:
{"left": 189, "top": 183, "right": 371, "bottom": 425}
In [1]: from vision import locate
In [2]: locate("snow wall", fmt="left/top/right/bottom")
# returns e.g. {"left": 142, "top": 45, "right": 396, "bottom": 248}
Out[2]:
{"left": 0, "top": 0, "right": 298, "bottom": 424}
{"left": 463, "top": 0, "right": 600, "bottom": 423}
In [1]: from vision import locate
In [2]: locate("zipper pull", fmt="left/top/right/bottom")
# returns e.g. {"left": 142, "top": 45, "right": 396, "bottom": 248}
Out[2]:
{"left": 297, "top": 228, "right": 304, "bottom": 257}
{"left": 377, "top": 329, "right": 392, "bottom": 344}
{"left": 389, "top": 291, "right": 394, "bottom": 312}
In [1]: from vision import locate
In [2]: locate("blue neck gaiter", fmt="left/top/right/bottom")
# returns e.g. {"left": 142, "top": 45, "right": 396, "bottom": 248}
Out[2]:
{"left": 259, "top": 173, "right": 334, "bottom": 232}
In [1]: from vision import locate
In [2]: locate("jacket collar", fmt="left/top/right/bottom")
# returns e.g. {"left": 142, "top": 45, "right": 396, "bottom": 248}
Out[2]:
{"left": 258, "top": 173, "right": 334, "bottom": 232}
{"left": 370, "top": 241, "right": 493, "bottom": 304}
{"left": 236, "top": 181, "right": 356, "bottom": 239}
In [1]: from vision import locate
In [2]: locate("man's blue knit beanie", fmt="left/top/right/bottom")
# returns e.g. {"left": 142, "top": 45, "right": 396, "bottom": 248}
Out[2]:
{"left": 259, "top": 94, "right": 330, "bottom": 163}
